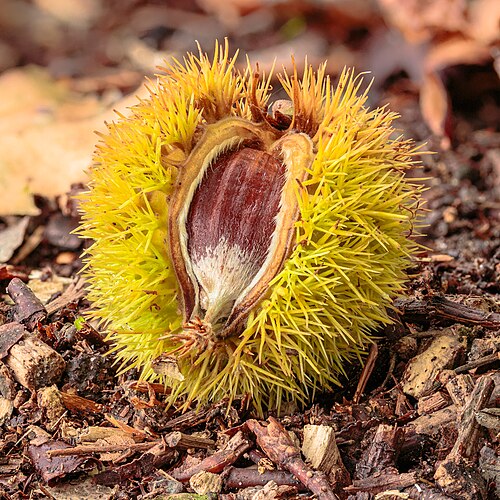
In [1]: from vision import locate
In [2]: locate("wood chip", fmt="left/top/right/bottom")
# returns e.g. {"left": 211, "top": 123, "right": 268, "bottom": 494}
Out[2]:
{"left": 7, "top": 278, "right": 46, "bottom": 327}
{"left": 247, "top": 418, "right": 339, "bottom": 500}
{"left": 402, "top": 332, "right": 464, "bottom": 398}
{"left": 355, "top": 424, "right": 403, "bottom": 480}
{"left": 0, "top": 397, "right": 14, "bottom": 425}
{"left": 189, "top": 471, "right": 223, "bottom": 495}
{"left": 417, "top": 391, "right": 451, "bottom": 415}
{"left": 59, "top": 391, "right": 103, "bottom": 414}
{"left": 444, "top": 373, "right": 475, "bottom": 407}
{"left": 302, "top": 424, "right": 350, "bottom": 487}
{"left": 5, "top": 335, "right": 65, "bottom": 390}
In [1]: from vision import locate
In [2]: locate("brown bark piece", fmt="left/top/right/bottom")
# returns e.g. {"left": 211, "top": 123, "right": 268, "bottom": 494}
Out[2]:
{"left": 302, "top": 424, "right": 350, "bottom": 488}
{"left": 78, "top": 426, "right": 138, "bottom": 443}
{"left": 434, "top": 376, "right": 494, "bottom": 499}
{"left": 448, "top": 375, "right": 494, "bottom": 460}
{"left": 5, "top": 335, "right": 65, "bottom": 390}
{"left": 406, "top": 407, "right": 457, "bottom": 438}
{"left": 162, "top": 404, "right": 213, "bottom": 430}
{"left": 0, "top": 322, "right": 26, "bottom": 359}
{"left": 444, "top": 373, "right": 475, "bottom": 407}
{"left": 247, "top": 417, "right": 339, "bottom": 500}
{"left": 7, "top": 278, "right": 46, "bottom": 328}
{"left": 27, "top": 426, "right": 88, "bottom": 485}
{"left": 417, "top": 391, "right": 451, "bottom": 415}
{"left": 60, "top": 390, "right": 103, "bottom": 414}
{"left": 396, "top": 295, "right": 500, "bottom": 329}
{"left": 93, "top": 440, "right": 176, "bottom": 486}
{"left": 403, "top": 405, "right": 457, "bottom": 456}
{"left": 345, "top": 471, "right": 417, "bottom": 494}
{"left": 402, "top": 332, "right": 464, "bottom": 398}
{"left": 164, "top": 431, "right": 215, "bottom": 450}
{"left": 170, "top": 430, "right": 251, "bottom": 482}
{"left": 355, "top": 424, "right": 403, "bottom": 480}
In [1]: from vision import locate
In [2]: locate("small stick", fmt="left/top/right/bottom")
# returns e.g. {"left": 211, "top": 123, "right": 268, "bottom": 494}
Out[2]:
{"left": 396, "top": 295, "right": 500, "bottom": 329}
{"left": 353, "top": 343, "right": 378, "bottom": 403}
{"left": 47, "top": 430, "right": 215, "bottom": 457}
{"left": 247, "top": 417, "right": 339, "bottom": 500}
{"left": 164, "top": 431, "right": 215, "bottom": 449}
{"left": 47, "top": 441, "right": 157, "bottom": 457}
{"left": 345, "top": 471, "right": 417, "bottom": 494}
{"left": 225, "top": 467, "right": 303, "bottom": 489}
{"left": 171, "top": 431, "right": 251, "bottom": 482}
{"left": 454, "top": 352, "right": 499, "bottom": 374}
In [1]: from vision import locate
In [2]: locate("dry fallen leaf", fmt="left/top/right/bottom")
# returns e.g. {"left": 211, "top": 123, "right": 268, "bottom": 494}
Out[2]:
{"left": 425, "top": 38, "right": 492, "bottom": 72}
{"left": 420, "top": 72, "right": 451, "bottom": 149}
{"left": 0, "top": 66, "right": 146, "bottom": 215}
{"left": 0, "top": 216, "right": 29, "bottom": 263}
{"left": 376, "top": 0, "right": 499, "bottom": 144}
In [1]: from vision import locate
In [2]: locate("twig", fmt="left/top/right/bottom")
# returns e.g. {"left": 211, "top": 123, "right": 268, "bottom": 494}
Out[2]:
{"left": 378, "top": 352, "right": 396, "bottom": 392}
{"left": 454, "top": 352, "right": 499, "bottom": 374}
{"left": 353, "top": 343, "right": 378, "bottom": 403}
{"left": 47, "top": 441, "right": 157, "bottom": 457}
{"left": 247, "top": 417, "right": 339, "bottom": 500}
{"left": 47, "top": 430, "right": 215, "bottom": 457}
{"left": 225, "top": 468, "right": 304, "bottom": 489}
{"left": 170, "top": 431, "right": 251, "bottom": 482}
{"left": 344, "top": 471, "right": 417, "bottom": 493}
{"left": 395, "top": 295, "right": 500, "bottom": 329}
{"left": 164, "top": 431, "right": 215, "bottom": 449}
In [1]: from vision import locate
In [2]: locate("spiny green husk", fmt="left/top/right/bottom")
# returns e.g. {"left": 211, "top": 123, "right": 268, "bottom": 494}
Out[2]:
{"left": 78, "top": 41, "right": 423, "bottom": 415}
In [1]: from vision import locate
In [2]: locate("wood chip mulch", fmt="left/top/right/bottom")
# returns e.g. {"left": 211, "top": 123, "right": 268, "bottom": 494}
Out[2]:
{"left": 0, "top": 91, "right": 499, "bottom": 500}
